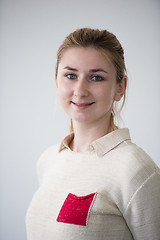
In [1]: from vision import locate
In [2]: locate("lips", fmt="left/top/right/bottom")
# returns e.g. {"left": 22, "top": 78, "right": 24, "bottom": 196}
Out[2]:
{"left": 72, "top": 101, "right": 94, "bottom": 106}
{"left": 71, "top": 101, "right": 95, "bottom": 109}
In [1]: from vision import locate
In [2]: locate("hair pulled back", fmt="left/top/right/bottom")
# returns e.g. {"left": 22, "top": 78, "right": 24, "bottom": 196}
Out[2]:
{"left": 55, "top": 28, "right": 127, "bottom": 131}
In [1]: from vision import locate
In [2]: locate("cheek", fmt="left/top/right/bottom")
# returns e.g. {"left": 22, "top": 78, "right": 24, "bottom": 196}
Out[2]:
{"left": 57, "top": 84, "right": 72, "bottom": 107}
{"left": 96, "top": 87, "right": 115, "bottom": 103}
{"left": 57, "top": 81, "right": 69, "bottom": 96}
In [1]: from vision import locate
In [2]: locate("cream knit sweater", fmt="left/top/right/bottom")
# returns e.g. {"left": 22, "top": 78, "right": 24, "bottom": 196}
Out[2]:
{"left": 26, "top": 128, "right": 160, "bottom": 240}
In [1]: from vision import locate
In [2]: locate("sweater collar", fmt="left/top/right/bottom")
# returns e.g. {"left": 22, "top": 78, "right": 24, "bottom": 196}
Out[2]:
{"left": 59, "top": 128, "right": 131, "bottom": 157}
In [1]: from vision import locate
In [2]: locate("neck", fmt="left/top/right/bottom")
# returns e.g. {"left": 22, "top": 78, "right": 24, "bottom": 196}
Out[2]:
{"left": 70, "top": 116, "right": 117, "bottom": 152}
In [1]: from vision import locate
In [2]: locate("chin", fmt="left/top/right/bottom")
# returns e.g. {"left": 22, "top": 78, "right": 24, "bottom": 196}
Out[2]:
{"left": 71, "top": 115, "right": 92, "bottom": 123}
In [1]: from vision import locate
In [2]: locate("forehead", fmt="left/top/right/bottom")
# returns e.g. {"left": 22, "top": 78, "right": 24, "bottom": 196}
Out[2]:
{"left": 58, "top": 47, "right": 115, "bottom": 70}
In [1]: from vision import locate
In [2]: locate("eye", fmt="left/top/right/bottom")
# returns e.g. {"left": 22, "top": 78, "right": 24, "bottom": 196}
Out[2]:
{"left": 66, "top": 73, "right": 77, "bottom": 79}
{"left": 92, "top": 75, "right": 104, "bottom": 81}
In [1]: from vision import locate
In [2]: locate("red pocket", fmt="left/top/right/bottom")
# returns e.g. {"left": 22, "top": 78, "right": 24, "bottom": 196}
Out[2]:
{"left": 57, "top": 192, "right": 96, "bottom": 226}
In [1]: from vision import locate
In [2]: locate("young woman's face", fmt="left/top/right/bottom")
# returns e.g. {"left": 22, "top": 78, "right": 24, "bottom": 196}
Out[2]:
{"left": 56, "top": 47, "right": 124, "bottom": 126}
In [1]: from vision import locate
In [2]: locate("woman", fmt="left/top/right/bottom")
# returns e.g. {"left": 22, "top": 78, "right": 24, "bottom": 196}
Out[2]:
{"left": 26, "top": 28, "right": 160, "bottom": 239}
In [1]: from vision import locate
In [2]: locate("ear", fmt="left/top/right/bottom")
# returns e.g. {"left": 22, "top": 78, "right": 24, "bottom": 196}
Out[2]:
{"left": 114, "top": 76, "right": 127, "bottom": 101}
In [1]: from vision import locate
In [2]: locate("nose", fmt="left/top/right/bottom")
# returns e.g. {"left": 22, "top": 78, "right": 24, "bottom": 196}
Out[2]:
{"left": 73, "top": 78, "right": 89, "bottom": 97}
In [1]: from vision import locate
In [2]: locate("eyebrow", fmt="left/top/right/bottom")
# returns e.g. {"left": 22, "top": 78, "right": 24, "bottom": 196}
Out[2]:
{"left": 90, "top": 69, "right": 108, "bottom": 74}
{"left": 64, "top": 66, "right": 78, "bottom": 71}
{"left": 64, "top": 66, "right": 108, "bottom": 74}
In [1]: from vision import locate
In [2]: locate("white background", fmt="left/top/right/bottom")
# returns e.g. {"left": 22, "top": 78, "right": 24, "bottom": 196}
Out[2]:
{"left": 0, "top": 0, "right": 160, "bottom": 239}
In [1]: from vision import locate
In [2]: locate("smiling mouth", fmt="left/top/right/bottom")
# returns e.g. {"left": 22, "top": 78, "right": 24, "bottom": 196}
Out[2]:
{"left": 71, "top": 101, "right": 95, "bottom": 108}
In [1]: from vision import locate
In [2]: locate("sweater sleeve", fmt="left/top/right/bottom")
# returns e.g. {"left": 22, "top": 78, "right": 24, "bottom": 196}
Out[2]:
{"left": 123, "top": 168, "right": 160, "bottom": 240}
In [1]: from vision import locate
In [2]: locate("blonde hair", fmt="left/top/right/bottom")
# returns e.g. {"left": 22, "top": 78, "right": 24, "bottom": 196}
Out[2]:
{"left": 55, "top": 28, "right": 127, "bottom": 132}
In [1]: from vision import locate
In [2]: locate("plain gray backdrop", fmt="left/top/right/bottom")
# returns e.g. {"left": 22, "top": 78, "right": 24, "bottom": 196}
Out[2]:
{"left": 0, "top": 0, "right": 160, "bottom": 239}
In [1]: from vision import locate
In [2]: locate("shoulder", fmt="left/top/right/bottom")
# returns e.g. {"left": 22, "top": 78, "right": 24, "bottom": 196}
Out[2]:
{"left": 114, "top": 142, "right": 159, "bottom": 189}
{"left": 110, "top": 142, "right": 160, "bottom": 207}
{"left": 36, "top": 143, "right": 60, "bottom": 183}
{"left": 111, "top": 142, "right": 158, "bottom": 175}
